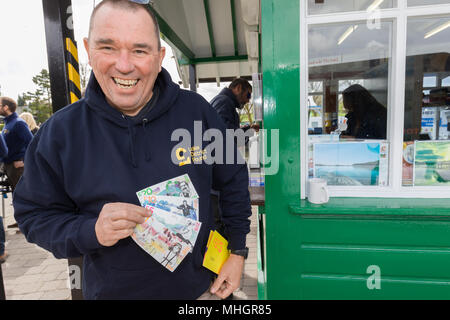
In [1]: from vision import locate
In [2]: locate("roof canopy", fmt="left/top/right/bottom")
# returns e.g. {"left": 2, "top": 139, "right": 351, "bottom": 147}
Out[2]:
{"left": 149, "top": 0, "right": 260, "bottom": 87}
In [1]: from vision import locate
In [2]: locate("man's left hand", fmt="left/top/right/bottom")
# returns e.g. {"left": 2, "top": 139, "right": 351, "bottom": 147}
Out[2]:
{"left": 210, "top": 254, "right": 245, "bottom": 299}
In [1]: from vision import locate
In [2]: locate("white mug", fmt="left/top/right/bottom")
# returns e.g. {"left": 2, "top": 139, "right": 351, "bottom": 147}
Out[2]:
{"left": 307, "top": 178, "right": 329, "bottom": 204}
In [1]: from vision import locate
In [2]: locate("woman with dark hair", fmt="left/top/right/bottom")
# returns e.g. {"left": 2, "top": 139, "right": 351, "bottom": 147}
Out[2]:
{"left": 341, "top": 84, "right": 387, "bottom": 139}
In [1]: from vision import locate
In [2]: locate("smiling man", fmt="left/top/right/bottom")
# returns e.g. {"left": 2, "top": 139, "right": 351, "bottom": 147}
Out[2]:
{"left": 85, "top": 0, "right": 165, "bottom": 117}
{"left": 13, "top": 0, "right": 251, "bottom": 300}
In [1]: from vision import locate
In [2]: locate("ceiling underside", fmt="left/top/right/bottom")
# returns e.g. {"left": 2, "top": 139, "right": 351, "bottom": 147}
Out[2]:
{"left": 150, "top": 0, "right": 260, "bottom": 87}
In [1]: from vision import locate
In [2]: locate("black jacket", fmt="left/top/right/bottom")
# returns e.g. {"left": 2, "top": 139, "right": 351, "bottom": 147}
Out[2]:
{"left": 210, "top": 88, "right": 241, "bottom": 130}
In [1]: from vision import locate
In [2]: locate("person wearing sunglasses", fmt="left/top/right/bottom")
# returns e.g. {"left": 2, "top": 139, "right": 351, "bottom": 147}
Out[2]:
{"left": 13, "top": 0, "right": 251, "bottom": 300}
{"left": 210, "top": 78, "right": 260, "bottom": 134}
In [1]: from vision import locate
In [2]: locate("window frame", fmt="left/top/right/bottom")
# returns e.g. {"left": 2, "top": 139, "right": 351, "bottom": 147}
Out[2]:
{"left": 300, "top": 0, "right": 450, "bottom": 199}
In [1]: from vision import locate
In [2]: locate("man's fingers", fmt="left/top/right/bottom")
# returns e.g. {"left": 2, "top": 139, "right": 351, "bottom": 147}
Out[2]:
{"left": 96, "top": 202, "right": 152, "bottom": 247}
{"left": 210, "top": 274, "right": 227, "bottom": 294}
{"left": 211, "top": 280, "right": 235, "bottom": 299}
{"left": 116, "top": 228, "right": 135, "bottom": 239}
{"left": 106, "top": 203, "right": 151, "bottom": 216}
{"left": 110, "top": 219, "right": 138, "bottom": 231}
{"left": 109, "top": 206, "right": 151, "bottom": 224}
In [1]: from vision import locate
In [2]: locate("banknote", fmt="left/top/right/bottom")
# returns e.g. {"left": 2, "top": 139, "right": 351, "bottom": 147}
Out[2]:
{"left": 140, "top": 195, "right": 199, "bottom": 221}
{"left": 136, "top": 174, "right": 199, "bottom": 201}
{"left": 132, "top": 213, "right": 192, "bottom": 272}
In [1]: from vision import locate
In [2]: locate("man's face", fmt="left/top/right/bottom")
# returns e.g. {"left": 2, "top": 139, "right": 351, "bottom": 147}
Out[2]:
{"left": 0, "top": 104, "right": 8, "bottom": 117}
{"left": 84, "top": 5, "right": 166, "bottom": 116}
{"left": 180, "top": 182, "right": 190, "bottom": 195}
{"left": 234, "top": 85, "right": 252, "bottom": 108}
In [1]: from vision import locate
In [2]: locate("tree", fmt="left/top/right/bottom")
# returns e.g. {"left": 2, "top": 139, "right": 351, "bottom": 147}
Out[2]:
{"left": 21, "top": 69, "right": 53, "bottom": 125}
{"left": 79, "top": 63, "right": 92, "bottom": 95}
{"left": 17, "top": 94, "right": 26, "bottom": 107}
{"left": 239, "top": 102, "right": 254, "bottom": 126}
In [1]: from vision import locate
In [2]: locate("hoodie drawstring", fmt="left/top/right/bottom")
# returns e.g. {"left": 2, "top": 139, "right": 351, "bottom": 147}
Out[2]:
{"left": 143, "top": 118, "right": 150, "bottom": 161}
{"left": 124, "top": 115, "right": 138, "bottom": 168}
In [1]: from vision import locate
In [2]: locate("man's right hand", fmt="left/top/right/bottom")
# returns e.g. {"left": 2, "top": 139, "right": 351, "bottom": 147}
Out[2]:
{"left": 95, "top": 203, "right": 152, "bottom": 247}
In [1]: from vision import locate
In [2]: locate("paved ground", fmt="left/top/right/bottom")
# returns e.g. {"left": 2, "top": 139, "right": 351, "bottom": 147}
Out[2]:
{"left": 0, "top": 197, "right": 258, "bottom": 300}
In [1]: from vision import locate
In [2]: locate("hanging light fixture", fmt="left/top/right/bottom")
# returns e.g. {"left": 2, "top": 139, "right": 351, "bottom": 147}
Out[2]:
{"left": 338, "top": 25, "right": 358, "bottom": 45}
{"left": 424, "top": 20, "right": 450, "bottom": 39}
{"left": 367, "top": 0, "right": 385, "bottom": 12}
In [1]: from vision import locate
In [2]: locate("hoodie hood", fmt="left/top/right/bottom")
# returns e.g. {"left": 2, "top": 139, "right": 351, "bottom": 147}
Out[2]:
{"left": 84, "top": 67, "right": 180, "bottom": 128}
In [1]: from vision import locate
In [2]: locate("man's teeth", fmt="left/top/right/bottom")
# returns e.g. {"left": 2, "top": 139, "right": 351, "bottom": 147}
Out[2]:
{"left": 113, "top": 78, "right": 138, "bottom": 88}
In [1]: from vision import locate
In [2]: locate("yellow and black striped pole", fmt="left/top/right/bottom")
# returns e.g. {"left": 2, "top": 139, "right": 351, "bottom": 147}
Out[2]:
{"left": 43, "top": 0, "right": 85, "bottom": 300}
{"left": 43, "top": 0, "right": 82, "bottom": 113}
{"left": 65, "top": 37, "right": 82, "bottom": 103}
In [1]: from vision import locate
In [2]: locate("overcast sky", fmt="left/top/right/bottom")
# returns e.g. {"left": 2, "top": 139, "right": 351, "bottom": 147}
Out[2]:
{"left": 0, "top": 0, "right": 225, "bottom": 104}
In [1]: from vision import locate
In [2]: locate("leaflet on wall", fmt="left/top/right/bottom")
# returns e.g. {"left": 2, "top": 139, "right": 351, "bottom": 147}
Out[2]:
{"left": 313, "top": 141, "right": 389, "bottom": 186}
{"left": 402, "top": 141, "right": 415, "bottom": 186}
{"left": 439, "top": 109, "right": 450, "bottom": 140}
{"left": 413, "top": 140, "right": 450, "bottom": 186}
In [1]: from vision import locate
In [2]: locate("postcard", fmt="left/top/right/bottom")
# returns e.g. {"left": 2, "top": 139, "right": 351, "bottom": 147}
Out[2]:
{"left": 313, "top": 141, "right": 382, "bottom": 186}
{"left": 413, "top": 140, "right": 450, "bottom": 186}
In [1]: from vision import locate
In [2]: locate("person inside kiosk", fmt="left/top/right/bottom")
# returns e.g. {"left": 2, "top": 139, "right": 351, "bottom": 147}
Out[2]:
{"left": 340, "top": 84, "right": 387, "bottom": 140}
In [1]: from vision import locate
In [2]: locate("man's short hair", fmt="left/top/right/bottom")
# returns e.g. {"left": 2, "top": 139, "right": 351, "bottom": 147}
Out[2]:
{"left": 0, "top": 97, "right": 17, "bottom": 113}
{"left": 229, "top": 78, "right": 252, "bottom": 92}
{"left": 89, "top": 0, "right": 161, "bottom": 50}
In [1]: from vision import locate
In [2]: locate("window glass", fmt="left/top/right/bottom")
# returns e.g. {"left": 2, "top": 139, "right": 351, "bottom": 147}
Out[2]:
{"left": 408, "top": 0, "right": 450, "bottom": 6}
{"left": 309, "top": 81, "right": 323, "bottom": 93}
{"left": 423, "top": 75, "right": 437, "bottom": 88}
{"left": 308, "top": 94, "right": 324, "bottom": 134}
{"left": 308, "top": 21, "right": 392, "bottom": 186}
{"left": 442, "top": 76, "right": 450, "bottom": 87}
{"left": 308, "top": 0, "right": 396, "bottom": 15}
{"left": 403, "top": 16, "right": 450, "bottom": 186}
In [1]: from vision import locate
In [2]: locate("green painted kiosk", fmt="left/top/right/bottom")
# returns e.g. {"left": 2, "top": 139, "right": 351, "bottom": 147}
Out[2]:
{"left": 259, "top": 0, "right": 450, "bottom": 299}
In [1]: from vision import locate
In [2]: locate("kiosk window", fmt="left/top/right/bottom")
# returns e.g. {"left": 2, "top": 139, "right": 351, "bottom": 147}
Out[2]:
{"left": 403, "top": 16, "right": 450, "bottom": 186}
{"left": 408, "top": 0, "right": 450, "bottom": 6}
{"left": 308, "top": 0, "right": 396, "bottom": 15}
{"left": 443, "top": 76, "right": 450, "bottom": 87}
{"left": 308, "top": 21, "right": 392, "bottom": 186}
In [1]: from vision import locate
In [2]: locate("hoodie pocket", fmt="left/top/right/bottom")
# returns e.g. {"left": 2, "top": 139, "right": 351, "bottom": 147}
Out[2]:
{"left": 98, "top": 265, "right": 169, "bottom": 300}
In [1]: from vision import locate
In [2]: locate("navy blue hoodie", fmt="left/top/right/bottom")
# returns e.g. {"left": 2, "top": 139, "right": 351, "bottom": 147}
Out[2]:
{"left": 13, "top": 68, "right": 251, "bottom": 300}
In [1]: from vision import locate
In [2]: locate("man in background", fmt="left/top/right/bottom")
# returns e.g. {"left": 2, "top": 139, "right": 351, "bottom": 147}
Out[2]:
{"left": 210, "top": 78, "right": 259, "bottom": 133}
{"left": 0, "top": 97, "right": 33, "bottom": 231}
{"left": 209, "top": 79, "right": 259, "bottom": 241}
